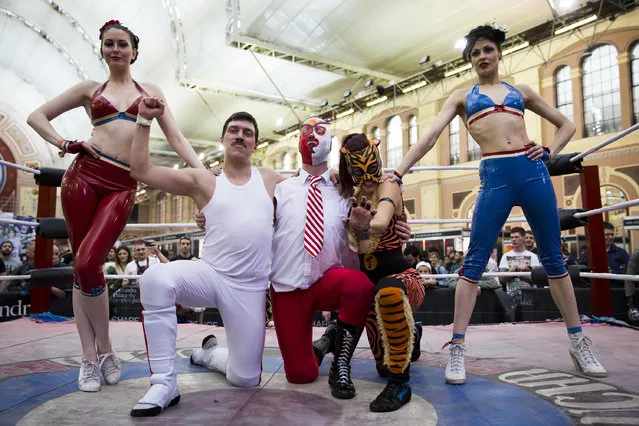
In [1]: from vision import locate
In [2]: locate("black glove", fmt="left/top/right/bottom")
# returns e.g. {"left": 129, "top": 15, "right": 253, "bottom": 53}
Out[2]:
{"left": 558, "top": 208, "right": 588, "bottom": 231}
{"left": 544, "top": 153, "right": 583, "bottom": 176}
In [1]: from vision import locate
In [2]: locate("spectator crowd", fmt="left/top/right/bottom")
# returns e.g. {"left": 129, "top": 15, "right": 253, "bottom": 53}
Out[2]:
{"left": 1, "top": 224, "right": 637, "bottom": 322}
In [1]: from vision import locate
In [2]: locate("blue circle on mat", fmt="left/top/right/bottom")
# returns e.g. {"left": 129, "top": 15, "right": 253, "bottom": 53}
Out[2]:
{"left": 0, "top": 357, "right": 572, "bottom": 425}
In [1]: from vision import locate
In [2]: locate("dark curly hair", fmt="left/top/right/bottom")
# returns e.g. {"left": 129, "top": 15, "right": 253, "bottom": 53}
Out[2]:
{"left": 99, "top": 20, "right": 140, "bottom": 64}
{"left": 462, "top": 25, "right": 506, "bottom": 62}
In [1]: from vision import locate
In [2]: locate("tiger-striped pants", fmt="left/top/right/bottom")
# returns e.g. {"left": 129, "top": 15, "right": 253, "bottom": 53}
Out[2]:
{"left": 365, "top": 268, "right": 425, "bottom": 383}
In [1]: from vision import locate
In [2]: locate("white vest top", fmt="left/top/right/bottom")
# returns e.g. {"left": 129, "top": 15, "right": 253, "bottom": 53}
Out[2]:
{"left": 200, "top": 168, "right": 273, "bottom": 291}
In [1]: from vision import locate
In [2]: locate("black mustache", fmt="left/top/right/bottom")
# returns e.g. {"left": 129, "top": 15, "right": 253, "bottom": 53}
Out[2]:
{"left": 232, "top": 139, "right": 246, "bottom": 147}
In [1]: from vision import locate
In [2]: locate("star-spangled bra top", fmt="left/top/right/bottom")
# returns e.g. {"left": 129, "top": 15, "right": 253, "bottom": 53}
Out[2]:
{"left": 465, "top": 81, "right": 525, "bottom": 126}
{"left": 90, "top": 80, "right": 149, "bottom": 127}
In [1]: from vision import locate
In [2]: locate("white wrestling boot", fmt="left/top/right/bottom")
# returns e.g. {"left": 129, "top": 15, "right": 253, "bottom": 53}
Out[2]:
{"left": 98, "top": 349, "right": 121, "bottom": 385}
{"left": 190, "top": 334, "right": 218, "bottom": 366}
{"left": 445, "top": 341, "right": 467, "bottom": 385}
{"left": 131, "top": 306, "right": 181, "bottom": 417}
{"left": 568, "top": 334, "right": 607, "bottom": 378}
{"left": 78, "top": 359, "right": 101, "bottom": 392}
{"left": 190, "top": 334, "right": 229, "bottom": 373}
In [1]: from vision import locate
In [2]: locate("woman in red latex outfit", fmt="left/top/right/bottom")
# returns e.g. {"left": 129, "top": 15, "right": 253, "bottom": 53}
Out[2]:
{"left": 27, "top": 20, "right": 204, "bottom": 392}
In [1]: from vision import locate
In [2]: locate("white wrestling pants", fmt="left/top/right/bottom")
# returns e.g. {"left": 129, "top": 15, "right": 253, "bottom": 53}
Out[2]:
{"left": 138, "top": 260, "right": 267, "bottom": 407}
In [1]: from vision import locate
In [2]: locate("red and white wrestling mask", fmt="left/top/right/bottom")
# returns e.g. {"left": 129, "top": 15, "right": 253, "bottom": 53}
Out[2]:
{"left": 299, "top": 117, "right": 332, "bottom": 166}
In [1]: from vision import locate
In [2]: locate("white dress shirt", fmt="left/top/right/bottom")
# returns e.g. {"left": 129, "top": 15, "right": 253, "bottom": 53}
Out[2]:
{"left": 270, "top": 168, "right": 351, "bottom": 292}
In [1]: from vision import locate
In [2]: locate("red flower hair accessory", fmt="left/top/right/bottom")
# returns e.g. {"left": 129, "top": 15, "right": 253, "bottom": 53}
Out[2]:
{"left": 99, "top": 20, "right": 121, "bottom": 35}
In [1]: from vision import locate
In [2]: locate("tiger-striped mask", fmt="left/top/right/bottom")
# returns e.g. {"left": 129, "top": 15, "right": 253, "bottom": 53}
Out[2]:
{"left": 341, "top": 138, "right": 382, "bottom": 184}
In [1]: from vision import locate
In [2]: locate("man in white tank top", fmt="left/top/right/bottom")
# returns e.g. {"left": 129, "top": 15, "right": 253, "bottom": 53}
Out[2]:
{"left": 192, "top": 117, "right": 413, "bottom": 405}
{"left": 127, "top": 103, "right": 284, "bottom": 417}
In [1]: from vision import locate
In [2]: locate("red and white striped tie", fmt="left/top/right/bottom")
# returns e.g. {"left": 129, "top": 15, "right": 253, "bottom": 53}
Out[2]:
{"left": 304, "top": 176, "right": 324, "bottom": 257}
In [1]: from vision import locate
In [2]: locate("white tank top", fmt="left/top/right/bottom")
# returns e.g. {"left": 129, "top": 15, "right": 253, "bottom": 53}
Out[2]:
{"left": 200, "top": 168, "right": 273, "bottom": 291}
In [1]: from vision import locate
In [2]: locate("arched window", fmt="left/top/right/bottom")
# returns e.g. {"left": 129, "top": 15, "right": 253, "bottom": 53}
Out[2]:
{"left": 555, "top": 66, "right": 573, "bottom": 121}
{"left": 386, "top": 115, "right": 403, "bottom": 168}
{"left": 466, "top": 202, "right": 475, "bottom": 219}
{"left": 408, "top": 115, "right": 418, "bottom": 147}
{"left": 582, "top": 45, "right": 621, "bottom": 136}
{"left": 449, "top": 117, "right": 460, "bottom": 165}
{"left": 282, "top": 152, "right": 291, "bottom": 170}
{"left": 329, "top": 136, "right": 340, "bottom": 169}
{"left": 467, "top": 131, "right": 481, "bottom": 161}
{"left": 631, "top": 43, "right": 639, "bottom": 124}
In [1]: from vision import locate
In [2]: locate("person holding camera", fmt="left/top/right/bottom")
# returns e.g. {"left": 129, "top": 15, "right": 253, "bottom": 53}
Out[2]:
{"left": 123, "top": 240, "right": 167, "bottom": 285}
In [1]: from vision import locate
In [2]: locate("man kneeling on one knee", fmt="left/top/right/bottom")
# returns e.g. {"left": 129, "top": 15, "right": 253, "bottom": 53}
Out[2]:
{"left": 129, "top": 99, "right": 282, "bottom": 417}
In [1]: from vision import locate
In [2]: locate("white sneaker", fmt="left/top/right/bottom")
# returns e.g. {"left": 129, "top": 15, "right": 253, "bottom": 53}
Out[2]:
{"left": 445, "top": 341, "right": 467, "bottom": 385}
{"left": 569, "top": 335, "right": 607, "bottom": 377}
{"left": 99, "top": 349, "right": 122, "bottom": 385}
{"left": 78, "top": 359, "right": 101, "bottom": 392}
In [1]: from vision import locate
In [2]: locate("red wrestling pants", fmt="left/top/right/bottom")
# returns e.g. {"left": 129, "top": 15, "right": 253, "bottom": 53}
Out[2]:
{"left": 270, "top": 267, "right": 375, "bottom": 384}
{"left": 61, "top": 152, "right": 136, "bottom": 296}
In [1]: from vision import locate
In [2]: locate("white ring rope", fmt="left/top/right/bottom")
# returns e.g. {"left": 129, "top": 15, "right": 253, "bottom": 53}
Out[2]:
{"left": 104, "top": 275, "right": 140, "bottom": 279}
{"left": 283, "top": 165, "right": 482, "bottom": 174}
{"left": 417, "top": 272, "right": 639, "bottom": 282}
{"left": 409, "top": 217, "right": 525, "bottom": 225}
{"left": 0, "top": 274, "right": 143, "bottom": 280}
{"left": 123, "top": 223, "right": 198, "bottom": 229}
{"left": 573, "top": 199, "right": 639, "bottom": 218}
{"left": 0, "top": 219, "right": 200, "bottom": 229}
{"left": 0, "top": 159, "right": 41, "bottom": 175}
{"left": 0, "top": 218, "right": 39, "bottom": 227}
{"left": 570, "top": 122, "right": 639, "bottom": 163}
{"left": 2, "top": 272, "right": 637, "bottom": 281}
{"left": 0, "top": 217, "right": 530, "bottom": 227}
{"left": 1, "top": 196, "right": 636, "bottom": 229}
{"left": 0, "top": 275, "right": 35, "bottom": 280}
{"left": 383, "top": 166, "right": 479, "bottom": 172}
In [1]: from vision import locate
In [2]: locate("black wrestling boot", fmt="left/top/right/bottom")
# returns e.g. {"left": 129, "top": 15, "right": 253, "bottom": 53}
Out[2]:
{"left": 369, "top": 368, "right": 412, "bottom": 413}
{"left": 312, "top": 322, "right": 337, "bottom": 366}
{"left": 410, "top": 322, "right": 423, "bottom": 362}
{"left": 369, "top": 381, "right": 412, "bottom": 412}
{"left": 328, "top": 320, "right": 362, "bottom": 399}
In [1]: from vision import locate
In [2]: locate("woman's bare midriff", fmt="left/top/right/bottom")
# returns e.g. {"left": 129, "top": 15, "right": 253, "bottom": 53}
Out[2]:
{"left": 465, "top": 113, "right": 532, "bottom": 154}
{"left": 86, "top": 122, "right": 138, "bottom": 164}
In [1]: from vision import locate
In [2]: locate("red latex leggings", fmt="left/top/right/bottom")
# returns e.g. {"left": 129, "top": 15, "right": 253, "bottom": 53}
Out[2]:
{"left": 61, "top": 152, "right": 136, "bottom": 296}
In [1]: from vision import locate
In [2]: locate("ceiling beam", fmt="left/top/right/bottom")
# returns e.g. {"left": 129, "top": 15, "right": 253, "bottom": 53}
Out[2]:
{"left": 229, "top": 34, "right": 401, "bottom": 82}
{"left": 178, "top": 80, "right": 322, "bottom": 110}
{"left": 225, "top": 0, "right": 400, "bottom": 83}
